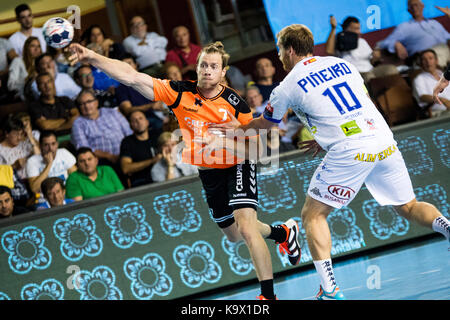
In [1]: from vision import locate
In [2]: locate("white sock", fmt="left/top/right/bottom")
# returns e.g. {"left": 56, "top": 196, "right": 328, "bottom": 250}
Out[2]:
{"left": 432, "top": 216, "right": 450, "bottom": 240}
{"left": 313, "top": 259, "right": 337, "bottom": 292}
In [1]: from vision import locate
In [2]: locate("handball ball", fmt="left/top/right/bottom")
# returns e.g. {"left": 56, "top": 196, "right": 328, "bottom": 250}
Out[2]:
{"left": 42, "top": 17, "right": 74, "bottom": 49}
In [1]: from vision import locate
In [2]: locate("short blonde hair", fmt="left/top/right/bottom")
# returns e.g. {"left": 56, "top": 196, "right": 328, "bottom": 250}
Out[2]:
{"left": 197, "top": 41, "right": 230, "bottom": 69}
{"left": 277, "top": 24, "right": 314, "bottom": 57}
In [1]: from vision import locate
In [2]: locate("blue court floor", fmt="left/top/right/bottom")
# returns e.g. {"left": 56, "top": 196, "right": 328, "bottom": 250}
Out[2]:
{"left": 202, "top": 237, "right": 449, "bottom": 300}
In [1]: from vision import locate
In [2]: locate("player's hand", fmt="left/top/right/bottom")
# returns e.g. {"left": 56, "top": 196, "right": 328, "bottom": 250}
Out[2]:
{"left": 298, "top": 139, "right": 324, "bottom": 157}
{"left": 433, "top": 76, "right": 449, "bottom": 105}
{"left": 68, "top": 43, "right": 92, "bottom": 65}
{"left": 435, "top": 5, "right": 450, "bottom": 18}
{"left": 199, "top": 134, "right": 227, "bottom": 159}
{"left": 208, "top": 109, "right": 241, "bottom": 135}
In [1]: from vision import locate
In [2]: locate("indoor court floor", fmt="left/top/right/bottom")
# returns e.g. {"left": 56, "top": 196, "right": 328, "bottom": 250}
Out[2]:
{"left": 202, "top": 237, "right": 449, "bottom": 300}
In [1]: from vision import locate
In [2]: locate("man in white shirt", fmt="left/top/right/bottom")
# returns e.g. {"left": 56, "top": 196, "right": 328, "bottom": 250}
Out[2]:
{"left": 210, "top": 24, "right": 450, "bottom": 300}
{"left": 413, "top": 49, "right": 450, "bottom": 117}
{"left": 122, "top": 16, "right": 168, "bottom": 77}
{"left": 26, "top": 130, "right": 77, "bottom": 194}
{"left": 325, "top": 15, "right": 398, "bottom": 83}
{"left": 8, "top": 4, "right": 46, "bottom": 57}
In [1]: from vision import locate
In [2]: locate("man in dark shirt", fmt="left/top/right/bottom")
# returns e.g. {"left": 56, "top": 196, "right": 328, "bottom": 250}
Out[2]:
{"left": 120, "top": 110, "right": 161, "bottom": 187}
{"left": 29, "top": 72, "right": 79, "bottom": 134}
{"left": 0, "top": 186, "right": 29, "bottom": 219}
{"left": 253, "top": 58, "right": 280, "bottom": 102}
{"left": 116, "top": 54, "right": 167, "bottom": 130}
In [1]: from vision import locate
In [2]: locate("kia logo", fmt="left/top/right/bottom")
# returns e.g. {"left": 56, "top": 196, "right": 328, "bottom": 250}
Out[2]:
{"left": 328, "top": 185, "right": 355, "bottom": 200}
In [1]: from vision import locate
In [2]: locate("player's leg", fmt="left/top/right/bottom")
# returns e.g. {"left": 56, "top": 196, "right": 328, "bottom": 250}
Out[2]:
{"left": 365, "top": 147, "right": 450, "bottom": 243}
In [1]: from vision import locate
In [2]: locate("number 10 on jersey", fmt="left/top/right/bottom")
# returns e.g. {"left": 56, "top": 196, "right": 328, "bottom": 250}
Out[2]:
{"left": 322, "top": 81, "right": 362, "bottom": 115}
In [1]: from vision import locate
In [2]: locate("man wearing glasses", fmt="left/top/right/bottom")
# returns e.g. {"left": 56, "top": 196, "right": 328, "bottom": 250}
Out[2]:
{"left": 122, "top": 16, "right": 168, "bottom": 78}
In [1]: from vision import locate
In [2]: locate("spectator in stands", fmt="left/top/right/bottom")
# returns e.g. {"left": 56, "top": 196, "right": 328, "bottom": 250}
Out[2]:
{"left": 151, "top": 132, "right": 197, "bottom": 182}
{"left": 31, "top": 53, "right": 81, "bottom": 100}
{"left": 116, "top": 54, "right": 167, "bottom": 130}
{"left": 47, "top": 46, "right": 78, "bottom": 75}
{"left": 325, "top": 15, "right": 398, "bottom": 83}
{"left": 82, "top": 24, "right": 126, "bottom": 60}
{"left": 71, "top": 89, "right": 132, "bottom": 167}
{"left": 66, "top": 147, "right": 124, "bottom": 201}
{"left": 36, "top": 177, "right": 74, "bottom": 210}
{"left": 73, "top": 64, "right": 117, "bottom": 108}
{"left": 14, "top": 111, "right": 40, "bottom": 145}
{"left": 7, "top": 36, "right": 41, "bottom": 100}
{"left": 245, "top": 86, "right": 267, "bottom": 118}
{"left": 413, "top": 49, "right": 450, "bottom": 117}
{"left": 122, "top": 16, "right": 168, "bottom": 77}
{"left": 377, "top": 0, "right": 450, "bottom": 65}
{"left": 8, "top": 4, "right": 46, "bottom": 57}
{"left": 26, "top": 130, "right": 77, "bottom": 194}
{"left": 250, "top": 58, "right": 279, "bottom": 102}
{"left": 165, "top": 26, "right": 202, "bottom": 80}
{"left": 0, "top": 186, "right": 29, "bottom": 219}
{"left": 29, "top": 72, "right": 80, "bottom": 133}
{"left": 0, "top": 164, "right": 30, "bottom": 208}
{"left": 164, "top": 63, "right": 183, "bottom": 81}
{"left": 0, "top": 117, "right": 40, "bottom": 180}
{"left": 0, "top": 37, "right": 17, "bottom": 102}
{"left": 120, "top": 110, "right": 161, "bottom": 188}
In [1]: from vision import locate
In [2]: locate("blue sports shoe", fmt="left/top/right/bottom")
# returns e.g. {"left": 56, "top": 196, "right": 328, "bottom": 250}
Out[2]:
{"left": 316, "top": 285, "right": 346, "bottom": 300}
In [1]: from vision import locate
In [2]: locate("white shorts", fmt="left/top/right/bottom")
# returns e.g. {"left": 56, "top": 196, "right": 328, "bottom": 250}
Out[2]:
{"left": 307, "top": 139, "right": 415, "bottom": 209}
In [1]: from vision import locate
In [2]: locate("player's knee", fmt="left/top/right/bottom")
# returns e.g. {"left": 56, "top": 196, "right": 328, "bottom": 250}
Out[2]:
{"left": 394, "top": 198, "right": 417, "bottom": 217}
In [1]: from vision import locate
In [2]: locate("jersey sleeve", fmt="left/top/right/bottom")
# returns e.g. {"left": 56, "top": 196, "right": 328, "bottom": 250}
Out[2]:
{"left": 152, "top": 78, "right": 180, "bottom": 106}
{"left": 263, "top": 86, "right": 289, "bottom": 123}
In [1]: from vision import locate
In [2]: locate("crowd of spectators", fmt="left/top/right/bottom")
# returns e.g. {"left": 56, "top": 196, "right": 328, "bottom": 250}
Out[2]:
{"left": 0, "top": 1, "right": 449, "bottom": 218}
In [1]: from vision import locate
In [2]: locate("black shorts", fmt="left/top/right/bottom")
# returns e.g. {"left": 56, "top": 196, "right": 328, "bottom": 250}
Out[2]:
{"left": 198, "top": 161, "right": 258, "bottom": 229}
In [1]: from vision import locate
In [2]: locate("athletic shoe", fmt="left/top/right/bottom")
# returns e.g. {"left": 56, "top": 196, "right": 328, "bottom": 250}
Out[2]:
{"left": 277, "top": 219, "right": 301, "bottom": 265}
{"left": 316, "top": 285, "right": 346, "bottom": 300}
{"left": 257, "top": 294, "right": 278, "bottom": 300}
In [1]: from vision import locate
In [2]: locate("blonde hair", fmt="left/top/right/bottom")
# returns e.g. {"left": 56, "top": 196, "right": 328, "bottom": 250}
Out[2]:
{"left": 196, "top": 41, "right": 230, "bottom": 69}
{"left": 277, "top": 24, "right": 314, "bottom": 57}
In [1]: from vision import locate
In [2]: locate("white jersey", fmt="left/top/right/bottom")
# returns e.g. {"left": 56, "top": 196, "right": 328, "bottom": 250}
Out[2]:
{"left": 264, "top": 56, "right": 393, "bottom": 151}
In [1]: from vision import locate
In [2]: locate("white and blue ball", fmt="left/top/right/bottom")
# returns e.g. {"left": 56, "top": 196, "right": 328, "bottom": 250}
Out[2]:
{"left": 42, "top": 17, "right": 74, "bottom": 49}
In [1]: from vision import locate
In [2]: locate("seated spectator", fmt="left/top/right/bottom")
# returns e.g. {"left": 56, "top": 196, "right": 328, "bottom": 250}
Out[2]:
{"left": 31, "top": 53, "right": 81, "bottom": 100}
{"left": 116, "top": 54, "right": 167, "bottom": 130}
{"left": 413, "top": 49, "right": 450, "bottom": 117}
{"left": 36, "top": 177, "right": 74, "bottom": 210}
{"left": 0, "top": 117, "right": 40, "bottom": 180}
{"left": 120, "top": 110, "right": 161, "bottom": 187}
{"left": 26, "top": 130, "right": 77, "bottom": 194}
{"left": 165, "top": 26, "right": 202, "bottom": 80}
{"left": 29, "top": 72, "right": 80, "bottom": 133}
{"left": 71, "top": 89, "right": 132, "bottom": 167}
{"left": 47, "top": 46, "right": 78, "bottom": 75}
{"left": 0, "top": 37, "right": 18, "bottom": 102}
{"left": 249, "top": 58, "right": 279, "bottom": 102}
{"left": 66, "top": 147, "right": 124, "bottom": 201}
{"left": 0, "top": 185, "right": 29, "bottom": 219}
{"left": 8, "top": 36, "right": 41, "bottom": 100}
{"left": 164, "top": 63, "right": 183, "bottom": 81}
{"left": 151, "top": 132, "right": 198, "bottom": 183}
{"left": 0, "top": 165, "right": 30, "bottom": 208}
{"left": 14, "top": 111, "right": 40, "bottom": 142}
{"left": 73, "top": 64, "right": 117, "bottom": 108}
{"left": 8, "top": 4, "right": 46, "bottom": 57}
{"left": 81, "top": 24, "right": 126, "bottom": 60}
{"left": 325, "top": 15, "right": 398, "bottom": 83}
{"left": 84, "top": 42, "right": 121, "bottom": 92}
{"left": 122, "top": 16, "right": 168, "bottom": 77}
{"left": 377, "top": 0, "right": 450, "bottom": 66}
{"left": 245, "top": 86, "right": 267, "bottom": 118}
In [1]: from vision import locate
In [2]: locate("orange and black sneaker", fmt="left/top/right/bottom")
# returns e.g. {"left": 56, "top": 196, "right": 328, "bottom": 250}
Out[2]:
{"left": 257, "top": 294, "right": 278, "bottom": 300}
{"left": 277, "top": 219, "right": 301, "bottom": 266}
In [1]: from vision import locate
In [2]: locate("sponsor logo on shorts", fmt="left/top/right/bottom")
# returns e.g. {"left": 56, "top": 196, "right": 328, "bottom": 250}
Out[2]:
{"left": 236, "top": 164, "right": 243, "bottom": 192}
{"left": 354, "top": 144, "right": 397, "bottom": 162}
{"left": 327, "top": 185, "right": 355, "bottom": 200}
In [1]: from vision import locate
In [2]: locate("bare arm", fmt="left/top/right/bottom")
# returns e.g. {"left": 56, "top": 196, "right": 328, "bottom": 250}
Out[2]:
{"left": 120, "top": 155, "right": 162, "bottom": 175}
{"left": 69, "top": 43, "right": 156, "bottom": 101}
{"left": 325, "top": 15, "right": 337, "bottom": 56}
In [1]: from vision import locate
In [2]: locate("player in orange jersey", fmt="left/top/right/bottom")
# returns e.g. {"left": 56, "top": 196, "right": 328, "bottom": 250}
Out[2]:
{"left": 69, "top": 41, "right": 301, "bottom": 300}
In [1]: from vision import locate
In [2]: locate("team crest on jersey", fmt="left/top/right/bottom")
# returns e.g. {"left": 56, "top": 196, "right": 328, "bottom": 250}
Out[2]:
{"left": 228, "top": 94, "right": 239, "bottom": 106}
{"left": 194, "top": 98, "right": 203, "bottom": 107}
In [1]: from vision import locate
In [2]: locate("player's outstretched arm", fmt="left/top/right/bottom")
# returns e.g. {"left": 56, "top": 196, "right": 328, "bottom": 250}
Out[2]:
{"left": 68, "top": 43, "right": 155, "bottom": 101}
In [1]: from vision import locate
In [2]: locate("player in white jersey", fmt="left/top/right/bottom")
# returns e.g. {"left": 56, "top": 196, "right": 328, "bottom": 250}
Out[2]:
{"left": 210, "top": 24, "right": 450, "bottom": 300}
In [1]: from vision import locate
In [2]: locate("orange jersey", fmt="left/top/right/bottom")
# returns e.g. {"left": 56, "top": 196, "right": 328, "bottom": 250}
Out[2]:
{"left": 153, "top": 79, "right": 253, "bottom": 168}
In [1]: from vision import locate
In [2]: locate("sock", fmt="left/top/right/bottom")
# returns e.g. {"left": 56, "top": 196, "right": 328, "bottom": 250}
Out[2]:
{"left": 267, "top": 225, "right": 287, "bottom": 243}
{"left": 313, "top": 259, "right": 337, "bottom": 292}
{"left": 432, "top": 216, "right": 450, "bottom": 240}
{"left": 260, "top": 279, "right": 275, "bottom": 299}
